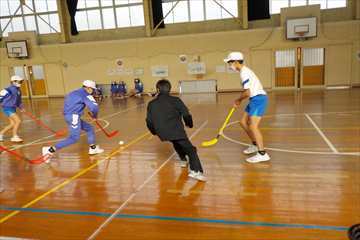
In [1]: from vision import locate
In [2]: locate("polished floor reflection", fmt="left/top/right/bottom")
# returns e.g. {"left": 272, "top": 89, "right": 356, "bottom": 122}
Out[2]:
{"left": 0, "top": 89, "right": 359, "bottom": 240}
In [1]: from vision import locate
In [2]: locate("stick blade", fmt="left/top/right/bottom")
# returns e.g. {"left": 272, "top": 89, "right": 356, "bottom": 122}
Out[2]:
{"left": 107, "top": 130, "right": 119, "bottom": 138}
{"left": 201, "top": 138, "right": 218, "bottom": 147}
{"left": 28, "top": 154, "right": 51, "bottom": 165}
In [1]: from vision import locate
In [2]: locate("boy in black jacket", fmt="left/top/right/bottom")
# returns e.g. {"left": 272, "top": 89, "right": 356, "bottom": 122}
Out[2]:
{"left": 146, "top": 79, "right": 206, "bottom": 181}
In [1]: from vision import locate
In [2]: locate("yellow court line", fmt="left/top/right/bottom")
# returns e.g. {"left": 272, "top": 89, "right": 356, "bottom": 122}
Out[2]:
{"left": 0, "top": 131, "right": 151, "bottom": 224}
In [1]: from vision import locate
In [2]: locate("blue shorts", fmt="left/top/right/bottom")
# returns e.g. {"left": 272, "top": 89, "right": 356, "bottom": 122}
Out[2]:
{"left": 2, "top": 107, "right": 16, "bottom": 117}
{"left": 245, "top": 95, "right": 268, "bottom": 117}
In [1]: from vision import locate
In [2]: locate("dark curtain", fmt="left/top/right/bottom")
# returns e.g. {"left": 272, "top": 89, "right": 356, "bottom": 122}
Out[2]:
{"left": 66, "top": 0, "right": 79, "bottom": 35}
{"left": 151, "top": 0, "right": 165, "bottom": 29}
{"left": 248, "top": 0, "right": 270, "bottom": 21}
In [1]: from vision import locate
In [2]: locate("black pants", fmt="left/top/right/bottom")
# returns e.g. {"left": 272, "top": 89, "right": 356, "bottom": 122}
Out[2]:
{"left": 171, "top": 138, "right": 203, "bottom": 173}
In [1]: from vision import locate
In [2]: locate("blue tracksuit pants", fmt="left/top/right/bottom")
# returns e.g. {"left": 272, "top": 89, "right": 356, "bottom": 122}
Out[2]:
{"left": 55, "top": 114, "right": 95, "bottom": 150}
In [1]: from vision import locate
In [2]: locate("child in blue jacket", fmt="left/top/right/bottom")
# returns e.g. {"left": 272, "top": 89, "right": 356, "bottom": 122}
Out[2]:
{"left": 134, "top": 78, "right": 144, "bottom": 97}
{"left": 0, "top": 75, "right": 25, "bottom": 142}
{"left": 118, "top": 81, "right": 127, "bottom": 98}
{"left": 110, "top": 81, "right": 118, "bottom": 97}
{"left": 42, "top": 80, "right": 104, "bottom": 162}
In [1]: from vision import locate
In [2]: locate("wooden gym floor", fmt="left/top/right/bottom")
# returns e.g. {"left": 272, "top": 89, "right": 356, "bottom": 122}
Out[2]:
{"left": 0, "top": 89, "right": 359, "bottom": 240}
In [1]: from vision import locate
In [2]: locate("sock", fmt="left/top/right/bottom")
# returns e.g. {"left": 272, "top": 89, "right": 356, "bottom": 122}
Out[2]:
{"left": 252, "top": 141, "right": 257, "bottom": 146}
{"left": 49, "top": 147, "right": 56, "bottom": 153}
{"left": 258, "top": 150, "right": 266, "bottom": 155}
{"left": 90, "top": 145, "right": 96, "bottom": 149}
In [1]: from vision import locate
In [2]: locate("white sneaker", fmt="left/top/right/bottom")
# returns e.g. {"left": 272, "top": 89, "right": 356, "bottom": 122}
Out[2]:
{"left": 89, "top": 145, "right": 104, "bottom": 155}
{"left": 188, "top": 170, "right": 207, "bottom": 182}
{"left": 0, "top": 135, "right": 3, "bottom": 141}
{"left": 42, "top": 146, "right": 54, "bottom": 163}
{"left": 246, "top": 152, "right": 270, "bottom": 163}
{"left": 243, "top": 145, "right": 258, "bottom": 154}
{"left": 10, "top": 135, "right": 23, "bottom": 143}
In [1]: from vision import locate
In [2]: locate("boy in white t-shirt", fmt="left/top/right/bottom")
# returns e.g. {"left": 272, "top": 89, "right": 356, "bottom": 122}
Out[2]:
{"left": 224, "top": 52, "right": 270, "bottom": 163}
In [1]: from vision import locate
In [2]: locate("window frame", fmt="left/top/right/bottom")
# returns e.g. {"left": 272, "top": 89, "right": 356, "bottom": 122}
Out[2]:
{"left": 162, "top": 0, "right": 239, "bottom": 24}
{"left": 0, "top": 0, "right": 60, "bottom": 36}
{"left": 75, "top": 0, "right": 145, "bottom": 31}
{"left": 269, "top": 0, "right": 347, "bottom": 15}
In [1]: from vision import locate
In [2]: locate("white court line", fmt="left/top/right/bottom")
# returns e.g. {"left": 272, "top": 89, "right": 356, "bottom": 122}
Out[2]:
{"left": 87, "top": 120, "right": 208, "bottom": 240}
{"left": 307, "top": 110, "right": 360, "bottom": 116}
{"left": 305, "top": 114, "right": 339, "bottom": 154}
{"left": 0, "top": 237, "right": 35, "bottom": 240}
{"left": 0, "top": 115, "right": 63, "bottom": 127}
{"left": 222, "top": 120, "right": 360, "bottom": 156}
{"left": 262, "top": 110, "right": 360, "bottom": 118}
{"left": 103, "top": 104, "right": 145, "bottom": 119}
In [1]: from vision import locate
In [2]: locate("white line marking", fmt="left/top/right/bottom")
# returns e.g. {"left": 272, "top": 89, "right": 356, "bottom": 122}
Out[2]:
{"left": 87, "top": 120, "right": 208, "bottom": 240}
{"left": 305, "top": 114, "right": 339, "bottom": 153}
{"left": 0, "top": 237, "right": 36, "bottom": 240}
{"left": 102, "top": 104, "right": 144, "bottom": 119}
{"left": 307, "top": 110, "right": 360, "bottom": 116}
{"left": 221, "top": 121, "right": 360, "bottom": 156}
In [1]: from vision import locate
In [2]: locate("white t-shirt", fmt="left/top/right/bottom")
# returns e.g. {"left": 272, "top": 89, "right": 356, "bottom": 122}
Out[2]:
{"left": 240, "top": 66, "right": 266, "bottom": 98}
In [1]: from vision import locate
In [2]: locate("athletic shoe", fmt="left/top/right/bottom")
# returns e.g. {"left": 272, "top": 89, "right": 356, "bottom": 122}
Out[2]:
{"left": 188, "top": 170, "right": 207, "bottom": 182}
{"left": 10, "top": 135, "right": 23, "bottom": 143}
{"left": 243, "top": 145, "right": 258, "bottom": 154}
{"left": 246, "top": 152, "right": 270, "bottom": 163}
{"left": 0, "top": 135, "right": 3, "bottom": 141}
{"left": 42, "top": 146, "right": 54, "bottom": 163}
{"left": 89, "top": 145, "right": 104, "bottom": 155}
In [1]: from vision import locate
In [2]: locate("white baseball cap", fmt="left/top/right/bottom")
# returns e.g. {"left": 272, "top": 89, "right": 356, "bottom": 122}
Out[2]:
{"left": 224, "top": 52, "right": 244, "bottom": 63}
{"left": 83, "top": 80, "right": 97, "bottom": 89}
{"left": 11, "top": 75, "right": 24, "bottom": 81}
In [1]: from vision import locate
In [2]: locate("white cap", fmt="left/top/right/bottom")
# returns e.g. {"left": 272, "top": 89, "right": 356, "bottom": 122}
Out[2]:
{"left": 11, "top": 75, "right": 24, "bottom": 81}
{"left": 224, "top": 52, "right": 244, "bottom": 63}
{"left": 83, "top": 80, "right": 97, "bottom": 89}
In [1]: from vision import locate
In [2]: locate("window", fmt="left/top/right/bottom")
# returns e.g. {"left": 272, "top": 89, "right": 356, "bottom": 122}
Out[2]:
{"left": 102, "top": 8, "right": 116, "bottom": 29}
{"left": 290, "top": 0, "right": 307, "bottom": 7}
{"left": 76, "top": 0, "right": 144, "bottom": 31}
{"left": 308, "top": 0, "right": 327, "bottom": 9}
{"left": 270, "top": 0, "right": 346, "bottom": 14}
{"left": 162, "top": 0, "right": 238, "bottom": 24}
{"left": 326, "top": 0, "right": 346, "bottom": 8}
{"left": 189, "top": 0, "right": 204, "bottom": 22}
{"left": 0, "top": 0, "right": 60, "bottom": 37}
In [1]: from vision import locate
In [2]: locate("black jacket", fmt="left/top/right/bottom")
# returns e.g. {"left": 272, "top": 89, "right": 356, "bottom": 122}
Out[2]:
{"left": 146, "top": 93, "right": 193, "bottom": 141}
